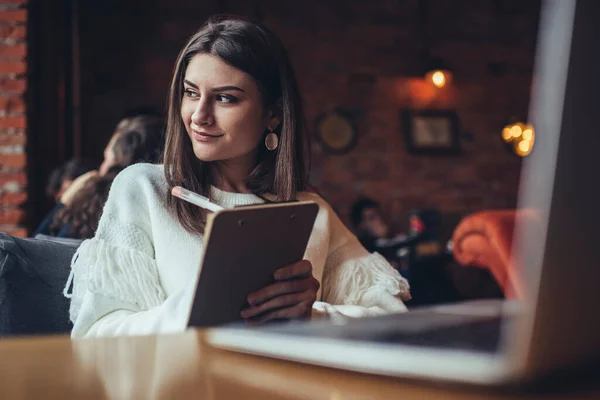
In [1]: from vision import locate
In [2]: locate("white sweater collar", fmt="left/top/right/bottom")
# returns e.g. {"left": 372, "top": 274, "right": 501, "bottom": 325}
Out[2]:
{"left": 209, "top": 186, "right": 265, "bottom": 208}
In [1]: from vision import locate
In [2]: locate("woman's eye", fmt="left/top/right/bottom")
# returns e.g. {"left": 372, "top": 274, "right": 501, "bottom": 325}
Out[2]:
{"left": 216, "top": 94, "right": 238, "bottom": 104}
{"left": 184, "top": 89, "right": 198, "bottom": 98}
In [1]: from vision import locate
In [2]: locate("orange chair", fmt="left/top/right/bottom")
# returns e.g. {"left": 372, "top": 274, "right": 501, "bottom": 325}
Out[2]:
{"left": 451, "top": 209, "right": 541, "bottom": 300}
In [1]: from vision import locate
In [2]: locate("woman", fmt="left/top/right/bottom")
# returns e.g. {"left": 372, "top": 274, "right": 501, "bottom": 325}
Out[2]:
{"left": 65, "top": 16, "right": 410, "bottom": 338}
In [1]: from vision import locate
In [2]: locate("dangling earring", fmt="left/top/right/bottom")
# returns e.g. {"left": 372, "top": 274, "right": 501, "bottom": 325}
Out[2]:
{"left": 265, "top": 127, "right": 279, "bottom": 151}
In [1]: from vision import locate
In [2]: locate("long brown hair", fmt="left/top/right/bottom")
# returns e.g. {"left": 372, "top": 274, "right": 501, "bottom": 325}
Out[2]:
{"left": 164, "top": 16, "right": 309, "bottom": 234}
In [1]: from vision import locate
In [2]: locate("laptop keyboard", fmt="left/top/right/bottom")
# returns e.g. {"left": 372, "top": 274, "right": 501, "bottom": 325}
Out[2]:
{"left": 243, "top": 306, "right": 511, "bottom": 354}
{"left": 373, "top": 316, "right": 504, "bottom": 353}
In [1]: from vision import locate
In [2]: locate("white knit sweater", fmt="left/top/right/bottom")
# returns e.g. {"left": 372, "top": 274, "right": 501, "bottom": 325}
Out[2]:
{"left": 65, "top": 163, "right": 410, "bottom": 338}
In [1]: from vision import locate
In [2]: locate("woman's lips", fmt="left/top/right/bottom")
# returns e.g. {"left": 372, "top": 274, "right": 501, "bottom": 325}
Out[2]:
{"left": 192, "top": 130, "right": 224, "bottom": 142}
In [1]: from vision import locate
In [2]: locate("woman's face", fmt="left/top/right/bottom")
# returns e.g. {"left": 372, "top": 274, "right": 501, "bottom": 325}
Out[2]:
{"left": 181, "top": 54, "right": 275, "bottom": 166}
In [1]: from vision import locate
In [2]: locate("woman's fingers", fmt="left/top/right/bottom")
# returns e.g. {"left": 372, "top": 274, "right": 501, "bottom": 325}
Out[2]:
{"left": 247, "top": 277, "right": 315, "bottom": 306}
{"left": 245, "top": 301, "right": 312, "bottom": 324}
{"left": 241, "top": 290, "right": 316, "bottom": 319}
{"left": 243, "top": 260, "right": 319, "bottom": 324}
{"left": 273, "top": 260, "right": 312, "bottom": 281}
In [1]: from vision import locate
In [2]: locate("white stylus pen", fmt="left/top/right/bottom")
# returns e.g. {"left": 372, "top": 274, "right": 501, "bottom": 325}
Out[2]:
{"left": 171, "top": 186, "right": 224, "bottom": 212}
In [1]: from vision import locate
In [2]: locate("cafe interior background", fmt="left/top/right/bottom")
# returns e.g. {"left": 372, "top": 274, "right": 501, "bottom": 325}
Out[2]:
{"left": 0, "top": 0, "right": 540, "bottom": 317}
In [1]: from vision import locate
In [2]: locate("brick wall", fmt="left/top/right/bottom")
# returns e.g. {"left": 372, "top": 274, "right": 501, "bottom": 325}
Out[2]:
{"left": 76, "top": 0, "right": 539, "bottom": 230}
{"left": 0, "top": 0, "right": 27, "bottom": 237}
{"left": 265, "top": 0, "right": 539, "bottom": 230}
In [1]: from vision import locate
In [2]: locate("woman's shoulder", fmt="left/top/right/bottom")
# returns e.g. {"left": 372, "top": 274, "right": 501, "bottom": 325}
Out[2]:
{"left": 297, "top": 190, "right": 356, "bottom": 244}
{"left": 115, "top": 163, "right": 165, "bottom": 183}
{"left": 297, "top": 190, "right": 333, "bottom": 210}
{"left": 297, "top": 190, "right": 339, "bottom": 223}
{"left": 114, "top": 163, "right": 167, "bottom": 190}
{"left": 110, "top": 163, "right": 168, "bottom": 205}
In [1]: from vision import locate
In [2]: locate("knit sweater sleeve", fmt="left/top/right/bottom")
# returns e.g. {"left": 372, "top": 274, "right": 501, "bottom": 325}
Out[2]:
{"left": 64, "top": 164, "right": 191, "bottom": 338}
{"left": 312, "top": 199, "right": 411, "bottom": 320}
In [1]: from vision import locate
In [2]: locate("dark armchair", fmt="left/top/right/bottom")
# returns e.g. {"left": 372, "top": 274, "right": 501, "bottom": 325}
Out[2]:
{"left": 0, "top": 233, "right": 80, "bottom": 336}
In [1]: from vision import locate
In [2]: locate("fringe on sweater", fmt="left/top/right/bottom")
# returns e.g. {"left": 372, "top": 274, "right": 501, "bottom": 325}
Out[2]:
{"left": 321, "top": 250, "right": 411, "bottom": 306}
{"left": 63, "top": 238, "right": 166, "bottom": 323}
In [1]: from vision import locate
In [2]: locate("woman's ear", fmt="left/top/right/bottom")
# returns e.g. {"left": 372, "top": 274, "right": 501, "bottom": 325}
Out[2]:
{"left": 267, "top": 116, "right": 281, "bottom": 132}
{"left": 267, "top": 100, "right": 283, "bottom": 131}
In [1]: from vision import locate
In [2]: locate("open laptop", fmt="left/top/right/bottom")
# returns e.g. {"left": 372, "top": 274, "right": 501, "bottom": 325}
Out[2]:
{"left": 205, "top": 0, "right": 600, "bottom": 385}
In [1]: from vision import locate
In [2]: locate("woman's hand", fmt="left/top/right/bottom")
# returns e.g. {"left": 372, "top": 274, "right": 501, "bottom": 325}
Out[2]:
{"left": 60, "top": 170, "right": 99, "bottom": 206}
{"left": 241, "top": 260, "right": 319, "bottom": 324}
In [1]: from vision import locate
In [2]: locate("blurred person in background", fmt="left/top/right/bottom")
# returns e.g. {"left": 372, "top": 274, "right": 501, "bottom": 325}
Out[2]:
{"left": 33, "top": 158, "right": 95, "bottom": 237}
{"left": 44, "top": 158, "right": 95, "bottom": 203}
{"left": 47, "top": 166, "right": 124, "bottom": 239}
{"left": 35, "top": 114, "right": 165, "bottom": 238}
{"left": 350, "top": 197, "right": 425, "bottom": 269}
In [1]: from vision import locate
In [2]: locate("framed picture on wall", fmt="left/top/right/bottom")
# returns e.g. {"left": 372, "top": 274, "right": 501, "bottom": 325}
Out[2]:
{"left": 402, "top": 109, "right": 461, "bottom": 155}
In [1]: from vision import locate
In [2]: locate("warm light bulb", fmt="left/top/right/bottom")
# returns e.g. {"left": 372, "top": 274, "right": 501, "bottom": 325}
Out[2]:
{"left": 519, "top": 140, "right": 530, "bottom": 152}
{"left": 431, "top": 71, "right": 446, "bottom": 88}
{"left": 510, "top": 124, "right": 523, "bottom": 138}
{"left": 516, "top": 139, "right": 533, "bottom": 156}
{"left": 502, "top": 127, "right": 513, "bottom": 142}
{"left": 502, "top": 121, "right": 535, "bottom": 156}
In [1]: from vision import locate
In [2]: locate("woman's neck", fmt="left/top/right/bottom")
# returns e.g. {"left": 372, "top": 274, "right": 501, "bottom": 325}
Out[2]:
{"left": 214, "top": 175, "right": 248, "bottom": 193}
{"left": 210, "top": 153, "right": 256, "bottom": 193}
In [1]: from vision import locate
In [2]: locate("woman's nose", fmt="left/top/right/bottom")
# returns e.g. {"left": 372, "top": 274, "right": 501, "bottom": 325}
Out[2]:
{"left": 191, "top": 99, "right": 214, "bottom": 127}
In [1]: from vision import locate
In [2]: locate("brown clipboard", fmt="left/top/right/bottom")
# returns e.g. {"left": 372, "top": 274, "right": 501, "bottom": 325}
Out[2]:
{"left": 187, "top": 200, "right": 319, "bottom": 327}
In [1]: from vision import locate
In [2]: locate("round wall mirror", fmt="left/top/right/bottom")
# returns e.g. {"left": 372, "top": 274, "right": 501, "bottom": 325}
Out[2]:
{"left": 315, "top": 110, "right": 358, "bottom": 155}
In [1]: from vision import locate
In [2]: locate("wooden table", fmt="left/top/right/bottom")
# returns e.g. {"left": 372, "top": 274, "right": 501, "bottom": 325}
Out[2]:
{"left": 0, "top": 331, "right": 597, "bottom": 399}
